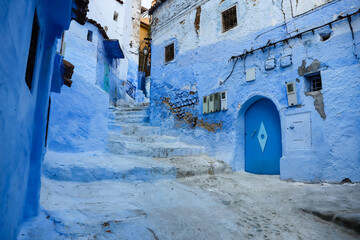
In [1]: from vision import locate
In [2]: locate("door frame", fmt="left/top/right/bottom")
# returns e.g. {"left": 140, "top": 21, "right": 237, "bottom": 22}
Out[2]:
{"left": 233, "top": 94, "right": 284, "bottom": 172}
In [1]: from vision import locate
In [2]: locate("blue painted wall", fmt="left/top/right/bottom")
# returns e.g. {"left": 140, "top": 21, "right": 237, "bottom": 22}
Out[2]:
{"left": 0, "top": 0, "right": 73, "bottom": 238}
{"left": 48, "top": 73, "right": 108, "bottom": 153}
{"left": 48, "top": 21, "right": 109, "bottom": 153}
{"left": 150, "top": 0, "right": 360, "bottom": 182}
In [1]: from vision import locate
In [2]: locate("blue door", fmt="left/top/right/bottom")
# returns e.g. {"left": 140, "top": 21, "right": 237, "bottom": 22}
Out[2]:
{"left": 245, "top": 98, "right": 281, "bottom": 175}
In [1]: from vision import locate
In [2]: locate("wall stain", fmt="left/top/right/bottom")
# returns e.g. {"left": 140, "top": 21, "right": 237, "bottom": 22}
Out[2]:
{"left": 161, "top": 95, "right": 222, "bottom": 133}
{"left": 299, "top": 59, "right": 326, "bottom": 119}
{"left": 298, "top": 59, "right": 321, "bottom": 76}
{"left": 194, "top": 6, "right": 201, "bottom": 35}
{"left": 305, "top": 91, "right": 326, "bottom": 120}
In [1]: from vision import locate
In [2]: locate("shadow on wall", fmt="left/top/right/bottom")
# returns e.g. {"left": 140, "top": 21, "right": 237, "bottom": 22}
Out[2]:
{"left": 48, "top": 73, "right": 108, "bottom": 153}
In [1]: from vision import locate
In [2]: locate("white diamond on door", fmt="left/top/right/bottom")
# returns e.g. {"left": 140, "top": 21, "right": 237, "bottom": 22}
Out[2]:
{"left": 257, "top": 121, "right": 268, "bottom": 152}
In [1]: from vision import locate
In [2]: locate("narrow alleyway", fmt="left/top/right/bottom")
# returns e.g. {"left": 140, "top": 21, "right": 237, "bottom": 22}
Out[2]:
{"left": 17, "top": 104, "right": 360, "bottom": 239}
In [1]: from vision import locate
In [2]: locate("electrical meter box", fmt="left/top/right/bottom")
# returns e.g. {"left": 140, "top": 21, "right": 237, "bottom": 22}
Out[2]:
{"left": 221, "top": 91, "right": 228, "bottom": 110}
{"left": 209, "top": 94, "right": 215, "bottom": 113}
{"left": 214, "top": 93, "right": 221, "bottom": 112}
{"left": 286, "top": 82, "right": 298, "bottom": 107}
{"left": 203, "top": 96, "right": 209, "bottom": 114}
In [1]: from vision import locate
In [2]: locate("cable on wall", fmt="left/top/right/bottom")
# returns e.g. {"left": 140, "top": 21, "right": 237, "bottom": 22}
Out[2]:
{"left": 220, "top": 8, "right": 360, "bottom": 86}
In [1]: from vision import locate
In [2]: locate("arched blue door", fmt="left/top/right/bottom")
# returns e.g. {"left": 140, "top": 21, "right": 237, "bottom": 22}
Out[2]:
{"left": 245, "top": 98, "right": 281, "bottom": 175}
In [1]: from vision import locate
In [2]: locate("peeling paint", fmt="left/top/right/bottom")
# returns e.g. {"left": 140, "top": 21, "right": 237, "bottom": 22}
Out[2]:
{"left": 298, "top": 59, "right": 321, "bottom": 76}
{"left": 194, "top": 6, "right": 201, "bottom": 35}
{"left": 305, "top": 91, "right": 326, "bottom": 120}
{"left": 161, "top": 96, "right": 222, "bottom": 133}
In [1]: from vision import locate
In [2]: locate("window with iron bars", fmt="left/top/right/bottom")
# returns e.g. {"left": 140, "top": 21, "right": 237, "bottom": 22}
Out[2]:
{"left": 222, "top": 6, "right": 237, "bottom": 32}
{"left": 305, "top": 72, "right": 322, "bottom": 92}
{"left": 165, "top": 43, "right": 175, "bottom": 63}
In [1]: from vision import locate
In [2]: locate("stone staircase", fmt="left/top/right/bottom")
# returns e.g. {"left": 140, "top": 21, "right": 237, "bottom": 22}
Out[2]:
{"left": 107, "top": 103, "right": 232, "bottom": 179}
{"left": 42, "top": 104, "right": 231, "bottom": 184}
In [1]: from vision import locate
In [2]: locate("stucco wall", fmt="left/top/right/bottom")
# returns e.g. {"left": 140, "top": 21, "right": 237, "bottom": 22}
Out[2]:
{"left": 48, "top": 73, "right": 108, "bottom": 153}
{"left": 87, "top": 0, "right": 142, "bottom": 102}
{"left": 150, "top": 0, "right": 360, "bottom": 182}
{"left": 0, "top": 0, "right": 72, "bottom": 238}
{"left": 48, "top": 19, "right": 110, "bottom": 153}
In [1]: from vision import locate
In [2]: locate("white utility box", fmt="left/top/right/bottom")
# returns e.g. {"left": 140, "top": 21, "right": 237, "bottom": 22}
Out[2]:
{"left": 221, "top": 91, "right": 227, "bottom": 110}
{"left": 209, "top": 94, "right": 214, "bottom": 113}
{"left": 286, "top": 82, "right": 298, "bottom": 107}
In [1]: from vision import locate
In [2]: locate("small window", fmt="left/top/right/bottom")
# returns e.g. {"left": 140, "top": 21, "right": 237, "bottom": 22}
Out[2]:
{"left": 113, "top": 11, "right": 119, "bottom": 21}
{"left": 165, "top": 43, "right": 175, "bottom": 63}
{"left": 87, "top": 30, "right": 93, "bottom": 42}
{"left": 287, "top": 83, "right": 294, "bottom": 93}
{"left": 221, "top": 92, "right": 226, "bottom": 99}
{"left": 222, "top": 6, "right": 237, "bottom": 32}
{"left": 25, "top": 10, "right": 40, "bottom": 91}
{"left": 305, "top": 72, "right": 322, "bottom": 92}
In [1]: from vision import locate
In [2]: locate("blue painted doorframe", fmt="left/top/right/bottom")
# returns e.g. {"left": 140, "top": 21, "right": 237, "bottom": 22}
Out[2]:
{"left": 245, "top": 98, "right": 282, "bottom": 175}
{"left": 103, "top": 62, "right": 110, "bottom": 93}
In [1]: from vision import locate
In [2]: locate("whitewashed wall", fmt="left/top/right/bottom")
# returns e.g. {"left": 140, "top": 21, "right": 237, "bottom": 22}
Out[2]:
{"left": 87, "top": 0, "right": 141, "bottom": 87}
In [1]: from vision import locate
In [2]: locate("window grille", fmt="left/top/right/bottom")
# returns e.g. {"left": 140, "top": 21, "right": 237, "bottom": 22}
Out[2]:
{"left": 165, "top": 43, "right": 175, "bottom": 63}
{"left": 306, "top": 72, "right": 322, "bottom": 92}
{"left": 287, "top": 83, "right": 294, "bottom": 93}
{"left": 222, "top": 6, "right": 237, "bottom": 32}
{"left": 87, "top": 30, "right": 93, "bottom": 42}
{"left": 25, "top": 10, "right": 40, "bottom": 91}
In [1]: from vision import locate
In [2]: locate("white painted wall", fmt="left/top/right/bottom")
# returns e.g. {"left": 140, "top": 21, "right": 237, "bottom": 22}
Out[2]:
{"left": 291, "top": 0, "right": 336, "bottom": 16}
{"left": 87, "top": 0, "right": 128, "bottom": 41}
{"left": 87, "top": 0, "right": 141, "bottom": 84}
{"left": 151, "top": 0, "right": 341, "bottom": 54}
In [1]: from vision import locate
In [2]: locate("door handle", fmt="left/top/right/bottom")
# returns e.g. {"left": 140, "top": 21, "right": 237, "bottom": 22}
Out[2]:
{"left": 251, "top": 129, "right": 257, "bottom": 137}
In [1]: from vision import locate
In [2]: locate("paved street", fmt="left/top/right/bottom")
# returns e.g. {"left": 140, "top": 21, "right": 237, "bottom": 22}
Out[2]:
{"left": 18, "top": 154, "right": 360, "bottom": 239}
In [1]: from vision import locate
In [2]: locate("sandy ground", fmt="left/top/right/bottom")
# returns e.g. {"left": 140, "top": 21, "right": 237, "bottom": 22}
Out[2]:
{"left": 18, "top": 171, "right": 359, "bottom": 240}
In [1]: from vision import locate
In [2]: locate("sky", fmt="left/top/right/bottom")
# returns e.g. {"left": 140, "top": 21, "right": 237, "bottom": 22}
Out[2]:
{"left": 141, "top": 0, "right": 152, "bottom": 9}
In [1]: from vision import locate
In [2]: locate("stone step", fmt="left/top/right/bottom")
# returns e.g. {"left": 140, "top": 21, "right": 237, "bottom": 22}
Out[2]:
{"left": 108, "top": 132, "right": 179, "bottom": 144}
{"left": 153, "top": 156, "right": 233, "bottom": 178}
{"left": 108, "top": 123, "right": 160, "bottom": 136}
{"left": 108, "top": 112, "right": 148, "bottom": 120}
{"left": 110, "top": 103, "right": 149, "bottom": 109}
{"left": 108, "top": 140, "right": 205, "bottom": 158}
{"left": 42, "top": 151, "right": 176, "bottom": 183}
{"left": 112, "top": 114, "right": 150, "bottom": 124}
{"left": 111, "top": 111, "right": 149, "bottom": 119}
{"left": 110, "top": 107, "right": 149, "bottom": 113}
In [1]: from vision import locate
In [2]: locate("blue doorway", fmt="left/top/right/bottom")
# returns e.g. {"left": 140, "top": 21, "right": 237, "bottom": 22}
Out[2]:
{"left": 245, "top": 98, "right": 281, "bottom": 175}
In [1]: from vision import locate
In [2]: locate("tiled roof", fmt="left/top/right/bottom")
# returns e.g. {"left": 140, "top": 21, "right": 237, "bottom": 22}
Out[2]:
{"left": 72, "top": 0, "right": 90, "bottom": 25}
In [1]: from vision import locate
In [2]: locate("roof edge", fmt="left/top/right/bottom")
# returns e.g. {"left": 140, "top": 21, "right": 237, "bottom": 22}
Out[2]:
{"left": 149, "top": 0, "right": 168, "bottom": 15}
